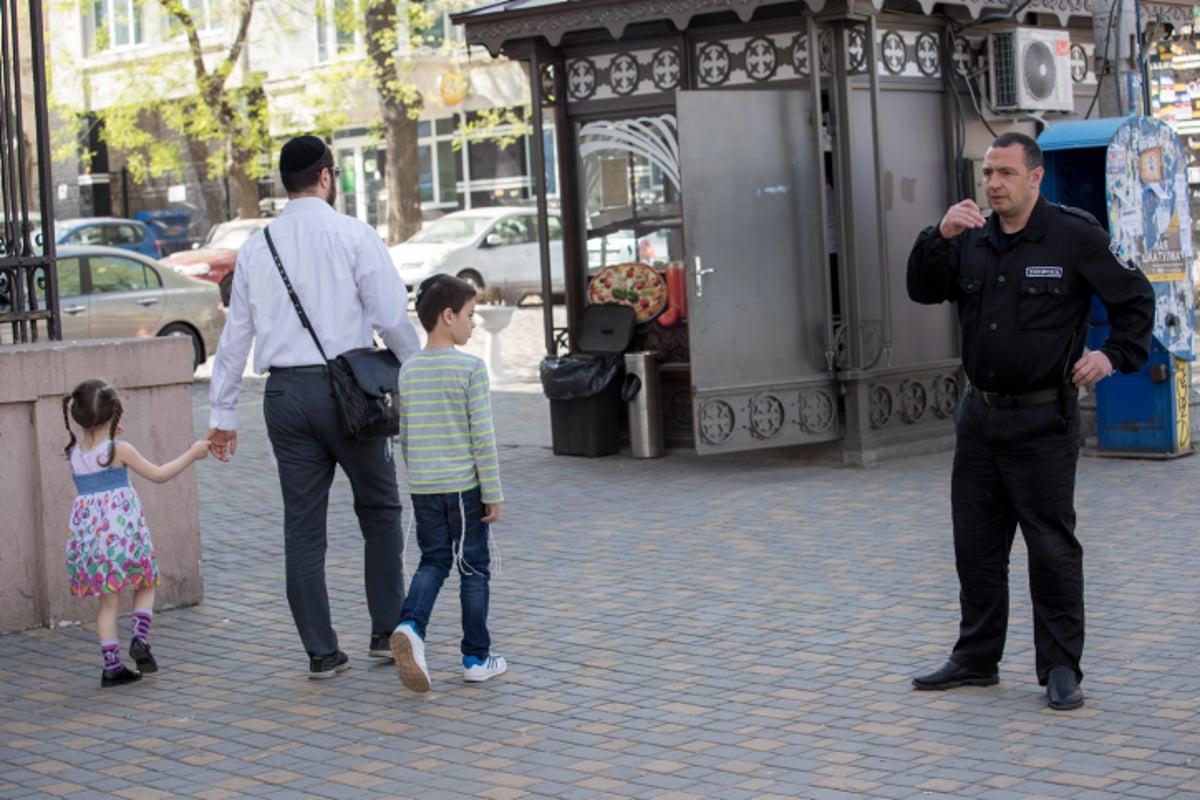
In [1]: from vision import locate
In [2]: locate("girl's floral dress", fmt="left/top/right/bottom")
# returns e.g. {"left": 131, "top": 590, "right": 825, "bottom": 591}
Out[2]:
{"left": 66, "top": 441, "right": 159, "bottom": 598}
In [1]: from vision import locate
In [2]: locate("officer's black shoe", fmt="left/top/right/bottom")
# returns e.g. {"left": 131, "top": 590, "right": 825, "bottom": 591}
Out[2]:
{"left": 368, "top": 633, "right": 393, "bottom": 660}
{"left": 1046, "top": 666, "right": 1084, "bottom": 710}
{"left": 912, "top": 659, "right": 999, "bottom": 690}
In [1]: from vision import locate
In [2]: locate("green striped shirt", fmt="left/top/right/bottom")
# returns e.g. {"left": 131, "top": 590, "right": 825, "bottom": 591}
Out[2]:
{"left": 396, "top": 348, "right": 503, "bottom": 503}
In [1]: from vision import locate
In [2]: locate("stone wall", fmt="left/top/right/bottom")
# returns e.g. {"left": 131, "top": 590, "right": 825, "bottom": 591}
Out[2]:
{"left": 0, "top": 337, "right": 203, "bottom": 633}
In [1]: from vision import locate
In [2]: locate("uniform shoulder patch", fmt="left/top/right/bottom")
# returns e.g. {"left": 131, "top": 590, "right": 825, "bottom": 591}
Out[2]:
{"left": 1107, "top": 238, "right": 1139, "bottom": 270}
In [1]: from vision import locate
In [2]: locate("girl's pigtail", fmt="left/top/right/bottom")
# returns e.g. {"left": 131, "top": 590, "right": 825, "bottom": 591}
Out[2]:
{"left": 100, "top": 403, "right": 122, "bottom": 468}
{"left": 62, "top": 396, "right": 77, "bottom": 460}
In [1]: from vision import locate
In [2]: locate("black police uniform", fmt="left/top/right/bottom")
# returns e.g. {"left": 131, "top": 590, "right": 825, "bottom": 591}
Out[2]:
{"left": 907, "top": 195, "right": 1154, "bottom": 685}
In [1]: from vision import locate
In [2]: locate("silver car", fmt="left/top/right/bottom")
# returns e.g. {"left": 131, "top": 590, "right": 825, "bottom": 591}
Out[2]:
{"left": 52, "top": 245, "right": 225, "bottom": 369}
{"left": 388, "top": 206, "right": 564, "bottom": 303}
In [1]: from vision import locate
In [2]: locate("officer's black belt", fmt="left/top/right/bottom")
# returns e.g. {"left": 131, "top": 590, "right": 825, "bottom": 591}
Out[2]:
{"left": 970, "top": 386, "right": 1060, "bottom": 408}
{"left": 269, "top": 364, "right": 328, "bottom": 375}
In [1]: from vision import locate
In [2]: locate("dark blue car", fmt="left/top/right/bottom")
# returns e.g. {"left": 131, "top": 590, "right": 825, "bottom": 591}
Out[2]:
{"left": 56, "top": 217, "right": 162, "bottom": 258}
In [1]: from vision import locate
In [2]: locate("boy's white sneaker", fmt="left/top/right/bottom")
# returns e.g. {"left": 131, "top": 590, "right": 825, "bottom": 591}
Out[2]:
{"left": 389, "top": 623, "right": 431, "bottom": 693}
{"left": 463, "top": 654, "right": 507, "bottom": 683}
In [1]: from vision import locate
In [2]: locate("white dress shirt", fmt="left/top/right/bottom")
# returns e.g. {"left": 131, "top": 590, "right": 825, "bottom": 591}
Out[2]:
{"left": 208, "top": 197, "right": 421, "bottom": 430}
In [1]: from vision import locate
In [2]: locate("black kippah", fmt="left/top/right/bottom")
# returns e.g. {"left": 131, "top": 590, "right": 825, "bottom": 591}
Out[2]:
{"left": 279, "top": 135, "right": 327, "bottom": 174}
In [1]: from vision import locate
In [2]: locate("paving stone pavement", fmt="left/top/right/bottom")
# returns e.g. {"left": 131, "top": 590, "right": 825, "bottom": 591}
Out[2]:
{"left": 4, "top": 307, "right": 1200, "bottom": 799}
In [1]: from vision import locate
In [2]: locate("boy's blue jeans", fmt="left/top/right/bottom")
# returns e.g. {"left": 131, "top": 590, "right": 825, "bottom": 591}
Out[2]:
{"left": 398, "top": 487, "right": 492, "bottom": 660}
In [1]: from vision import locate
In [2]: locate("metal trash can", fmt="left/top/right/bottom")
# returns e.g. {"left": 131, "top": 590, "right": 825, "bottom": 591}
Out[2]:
{"left": 622, "top": 351, "right": 664, "bottom": 458}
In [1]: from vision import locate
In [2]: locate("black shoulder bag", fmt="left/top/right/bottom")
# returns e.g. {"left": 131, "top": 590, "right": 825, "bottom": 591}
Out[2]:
{"left": 264, "top": 226, "right": 401, "bottom": 441}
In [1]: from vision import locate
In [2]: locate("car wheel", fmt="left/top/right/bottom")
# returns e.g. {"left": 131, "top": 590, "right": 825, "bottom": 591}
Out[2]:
{"left": 159, "top": 323, "right": 204, "bottom": 370}
{"left": 219, "top": 274, "right": 233, "bottom": 307}
{"left": 456, "top": 269, "right": 485, "bottom": 289}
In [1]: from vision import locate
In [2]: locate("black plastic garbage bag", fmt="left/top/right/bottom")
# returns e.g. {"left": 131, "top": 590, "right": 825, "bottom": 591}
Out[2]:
{"left": 540, "top": 353, "right": 623, "bottom": 401}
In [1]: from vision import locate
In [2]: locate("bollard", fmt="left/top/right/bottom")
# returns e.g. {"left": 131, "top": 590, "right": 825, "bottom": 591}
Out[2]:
{"left": 621, "top": 351, "right": 664, "bottom": 458}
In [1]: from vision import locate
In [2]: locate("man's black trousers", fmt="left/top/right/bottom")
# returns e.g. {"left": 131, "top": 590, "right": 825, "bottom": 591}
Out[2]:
{"left": 263, "top": 369, "right": 405, "bottom": 658}
{"left": 949, "top": 390, "right": 1084, "bottom": 684}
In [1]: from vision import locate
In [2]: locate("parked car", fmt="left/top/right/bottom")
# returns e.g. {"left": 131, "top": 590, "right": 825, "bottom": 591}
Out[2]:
{"left": 55, "top": 217, "right": 162, "bottom": 258}
{"left": 162, "top": 217, "right": 270, "bottom": 306}
{"left": 52, "top": 245, "right": 225, "bottom": 369}
{"left": 388, "top": 206, "right": 564, "bottom": 303}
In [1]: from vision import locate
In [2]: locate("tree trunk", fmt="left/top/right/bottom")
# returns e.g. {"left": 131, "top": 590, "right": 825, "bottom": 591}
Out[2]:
{"left": 383, "top": 102, "right": 422, "bottom": 244}
{"left": 227, "top": 152, "right": 260, "bottom": 220}
{"left": 365, "top": 0, "right": 424, "bottom": 245}
{"left": 185, "top": 135, "right": 228, "bottom": 227}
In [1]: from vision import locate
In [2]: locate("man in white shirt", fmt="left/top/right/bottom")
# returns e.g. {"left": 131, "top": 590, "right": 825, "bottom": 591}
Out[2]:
{"left": 206, "top": 135, "right": 421, "bottom": 678}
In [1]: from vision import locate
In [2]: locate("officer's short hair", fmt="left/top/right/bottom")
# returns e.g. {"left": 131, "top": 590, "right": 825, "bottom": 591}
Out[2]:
{"left": 991, "top": 132, "right": 1043, "bottom": 171}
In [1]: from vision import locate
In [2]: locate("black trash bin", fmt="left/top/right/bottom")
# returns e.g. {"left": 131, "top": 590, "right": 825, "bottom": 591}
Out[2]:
{"left": 540, "top": 303, "right": 636, "bottom": 456}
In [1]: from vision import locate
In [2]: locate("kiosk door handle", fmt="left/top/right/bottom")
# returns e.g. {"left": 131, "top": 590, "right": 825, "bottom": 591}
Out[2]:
{"left": 694, "top": 256, "right": 714, "bottom": 297}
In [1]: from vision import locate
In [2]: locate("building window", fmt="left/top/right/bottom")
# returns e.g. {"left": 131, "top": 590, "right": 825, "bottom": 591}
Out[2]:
{"left": 412, "top": 2, "right": 463, "bottom": 49}
{"left": 168, "top": 0, "right": 221, "bottom": 37}
{"left": 89, "top": 0, "right": 145, "bottom": 53}
{"left": 317, "top": 0, "right": 359, "bottom": 62}
{"left": 418, "top": 117, "right": 461, "bottom": 207}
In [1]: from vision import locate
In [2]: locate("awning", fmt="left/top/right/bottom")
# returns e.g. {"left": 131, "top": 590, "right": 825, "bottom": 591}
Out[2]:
{"left": 454, "top": 0, "right": 1200, "bottom": 57}
{"left": 1037, "top": 118, "right": 1131, "bottom": 152}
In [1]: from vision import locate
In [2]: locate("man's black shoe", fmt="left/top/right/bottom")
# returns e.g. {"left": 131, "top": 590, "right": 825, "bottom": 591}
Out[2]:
{"left": 368, "top": 633, "right": 393, "bottom": 660}
{"left": 912, "top": 659, "right": 999, "bottom": 690}
{"left": 101, "top": 664, "right": 142, "bottom": 688}
{"left": 1046, "top": 666, "right": 1084, "bottom": 710}
{"left": 129, "top": 639, "right": 158, "bottom": 673}
{"left": 309, "top": 650, "right": 351, "bottom": 680}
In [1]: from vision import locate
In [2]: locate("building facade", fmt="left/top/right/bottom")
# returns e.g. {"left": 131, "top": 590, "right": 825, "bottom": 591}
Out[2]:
{"left": 49, "top": 1, "right": 539, "bottom": 239}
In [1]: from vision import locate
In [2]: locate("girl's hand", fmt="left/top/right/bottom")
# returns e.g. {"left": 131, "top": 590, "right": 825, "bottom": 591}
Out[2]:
{"left": 190, "top": 439, "right": 213, "bottom": 461}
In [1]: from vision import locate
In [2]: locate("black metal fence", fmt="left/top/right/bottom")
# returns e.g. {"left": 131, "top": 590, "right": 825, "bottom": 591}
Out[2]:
{"left": 0, "top": 0, "right": 58, "bottom": 343}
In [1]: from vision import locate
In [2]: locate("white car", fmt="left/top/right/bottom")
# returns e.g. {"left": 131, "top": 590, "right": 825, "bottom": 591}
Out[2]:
{"left": 388, "top": 206, "right": 563, "bottom": 303}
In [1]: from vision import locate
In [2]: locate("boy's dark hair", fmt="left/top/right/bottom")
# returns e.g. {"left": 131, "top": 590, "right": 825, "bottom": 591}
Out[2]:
{"left": 991, "top": 132, "right": 1043, "bottom": 171}
{"left": 280, "top": 146, "right": 333, "bottom": 194}
{"left": 414, "top": 274, "right": 477, "bottom": 332}
{"left": 63, "top": 378, "right": 123, "bottom": 466}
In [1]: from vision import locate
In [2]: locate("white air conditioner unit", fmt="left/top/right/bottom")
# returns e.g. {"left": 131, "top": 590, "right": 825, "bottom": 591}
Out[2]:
{"left": 988, "top": 27, "right": 1074, "bottom": 113}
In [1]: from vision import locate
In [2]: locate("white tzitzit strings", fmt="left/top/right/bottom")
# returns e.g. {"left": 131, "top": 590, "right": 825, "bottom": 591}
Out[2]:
{"left": 402, "top": 493, "right": 501, "bottom": 583}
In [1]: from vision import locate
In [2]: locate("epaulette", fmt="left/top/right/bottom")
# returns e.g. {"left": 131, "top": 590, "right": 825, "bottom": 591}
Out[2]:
{"left": 1055, "top": 203, "right": 1102, "bottom": 228}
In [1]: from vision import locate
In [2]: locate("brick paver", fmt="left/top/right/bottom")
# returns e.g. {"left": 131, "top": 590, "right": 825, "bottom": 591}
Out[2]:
{"left": 3, "top": 309, "right": 1200, "bottom": 798}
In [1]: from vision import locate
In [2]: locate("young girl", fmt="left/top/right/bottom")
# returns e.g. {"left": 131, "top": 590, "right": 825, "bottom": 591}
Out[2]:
{"left": 63, "top": 378, "right": 210, "bottom": 687}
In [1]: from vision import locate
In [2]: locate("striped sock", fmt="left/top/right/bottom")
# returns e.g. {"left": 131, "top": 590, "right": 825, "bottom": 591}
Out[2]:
{"left": 131, "top": 609, "right": 153, "bottom": 643}
{"left": 101, "top": 640, "right": 122, "bottom": 671}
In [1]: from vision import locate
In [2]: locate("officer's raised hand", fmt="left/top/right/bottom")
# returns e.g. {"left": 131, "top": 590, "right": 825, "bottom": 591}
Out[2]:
{"left": 939, "top": 199, "right": 988, "bottom": 239}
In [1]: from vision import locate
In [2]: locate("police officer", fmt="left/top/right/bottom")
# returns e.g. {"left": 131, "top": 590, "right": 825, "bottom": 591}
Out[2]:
{"left": 906, "top": 132, "right": 1154, "bottom": 710}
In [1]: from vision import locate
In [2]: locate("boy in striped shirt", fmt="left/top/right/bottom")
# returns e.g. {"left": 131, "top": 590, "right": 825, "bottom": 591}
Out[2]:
{"left": 389, "top": 274, "right": 506, "bottom": 692}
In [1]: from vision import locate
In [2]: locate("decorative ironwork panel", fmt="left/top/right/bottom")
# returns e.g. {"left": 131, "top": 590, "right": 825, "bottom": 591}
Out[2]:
{"left": 693, "top": 380, "right": 841, "bottom": 453}
{"left": 565, "top": 47, "right": 681, "bottom": 103}
{"left": 692, "top": 31, "right": 815, "bottom": 89}
{"left": 868, "top": 372, "right": 962, "bottom": 429}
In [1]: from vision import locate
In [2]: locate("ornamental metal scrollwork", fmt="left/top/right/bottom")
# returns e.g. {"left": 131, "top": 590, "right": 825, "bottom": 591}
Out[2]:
{"left": 834, "top": 322, "right": 883, "bottom": 371}
{"left": 567, "top": 58, "right": 598, "bottom": 101}
{"left": 791, "top": 32, "right": 810, "bottom": 75}
{"left": 869, "top": 385, "right": 893, "bottom": 429}
{"left": 540, "top": 64, "right": 558, "bottom": 104}
{"left": 610, "top": 52, "right": 639, "bottom": 95}
{"left": 915, "top": 33, "right": 939, "bottom": 76}
{"left": 1070, "top": 43, "right": 1088, "bottom": 82}
{"left": 745, "top": 36, "right": 778, "bottom": 81}
{"left": 847, "top": 27, "right": 867, "bottom": 73}
{"left": 749, "top": 394, "right": 785, "bottom": 439}
{"left": 898, "top": 379, "right": 928, "bottom": 424}
{"left": 697, "top": 41, "right": 731, "bottom": 86}
{"left": 881, "top": 31, "right": 906, "bottom": 75}
{"left": 932, "top": 374, "right": 959, "bottom": 418}
{"left": 651, "top": 48, "right": 681, "bottom": 90}
{"left": 698, "top": 399, "right": 736, "bottom": 444}
{"left": 818, "top": 28, "right": 833, "bottom": 74}
{"left": 798, "top": 389, "right": 835, "bottom": 434}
